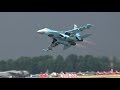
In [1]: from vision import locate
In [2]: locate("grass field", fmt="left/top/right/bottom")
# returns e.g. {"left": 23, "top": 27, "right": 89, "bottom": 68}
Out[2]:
{"left": 77, "top": 74, "right": 120, "bottom": 78}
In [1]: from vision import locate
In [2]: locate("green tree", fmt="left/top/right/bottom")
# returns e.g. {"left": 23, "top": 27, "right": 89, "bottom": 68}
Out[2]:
{"left": 64, "top": 54, "right": 78, "bottom": 72}
{"left": 5, "top": 59, "right": 14, "bottom": 70}
{"left": 53, "top": 55, "right": 65, "bottom": 72}
{"left": 0, "top": 60, "right": 7, "bottom": 71}
{"left": 112, "top": 56, "right": 120, "bottom": 70}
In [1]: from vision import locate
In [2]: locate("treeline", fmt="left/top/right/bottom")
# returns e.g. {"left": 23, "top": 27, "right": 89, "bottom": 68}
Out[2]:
{"left": 0, "top": 54, "right": 120, "bottom": 74}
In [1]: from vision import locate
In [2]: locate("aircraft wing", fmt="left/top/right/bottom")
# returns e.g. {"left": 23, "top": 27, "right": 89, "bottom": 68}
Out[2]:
{"left": 48, "top": 31, "right": 70, "bottom": 40}
{"left": 43, "top": 38, "right": 60, "bottom": 51}
{"left": 64, "top": 24, "right": 93, "bottom": 35}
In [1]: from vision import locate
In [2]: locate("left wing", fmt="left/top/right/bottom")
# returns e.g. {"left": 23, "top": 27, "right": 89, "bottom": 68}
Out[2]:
{"left": 43, "top": 38, "right": 60, "bottom": 51}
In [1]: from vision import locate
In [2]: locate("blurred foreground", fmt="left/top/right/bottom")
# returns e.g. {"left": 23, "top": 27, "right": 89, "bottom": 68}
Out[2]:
{"left": 1, "top": 69, "right": 120, "bottom": 78}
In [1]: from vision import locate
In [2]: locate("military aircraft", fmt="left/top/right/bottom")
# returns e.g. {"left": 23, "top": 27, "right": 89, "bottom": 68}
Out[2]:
{"left": 37, "top": 24, "right": 93, "bottom": 51}
{"left": 0, "top": 70, "right": 30, "bottom": 78}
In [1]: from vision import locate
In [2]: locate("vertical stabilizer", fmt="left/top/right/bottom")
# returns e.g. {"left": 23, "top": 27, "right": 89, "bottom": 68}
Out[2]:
{"left": 74, "top": 24, "right": 78, "bottom": 29}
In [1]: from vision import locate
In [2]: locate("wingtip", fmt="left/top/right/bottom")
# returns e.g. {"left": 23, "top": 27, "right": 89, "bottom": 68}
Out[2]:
{"left": 87, "top": 24, "right": 93, "bottom": 26}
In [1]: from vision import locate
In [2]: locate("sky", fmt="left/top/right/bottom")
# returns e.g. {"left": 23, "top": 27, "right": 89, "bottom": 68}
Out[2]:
{"left": 0, "top": 12, "right": 120, "bottom": 60}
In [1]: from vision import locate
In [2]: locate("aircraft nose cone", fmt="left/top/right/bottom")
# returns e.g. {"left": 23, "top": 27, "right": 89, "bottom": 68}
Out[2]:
{"left": 37, "top": 30, "right": 45, "bottom": 34}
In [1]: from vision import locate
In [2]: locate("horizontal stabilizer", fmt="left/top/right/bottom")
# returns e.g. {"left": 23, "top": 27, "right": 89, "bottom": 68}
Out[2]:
{"left": 63, "top": 45, "right": 71, "bottom": 50}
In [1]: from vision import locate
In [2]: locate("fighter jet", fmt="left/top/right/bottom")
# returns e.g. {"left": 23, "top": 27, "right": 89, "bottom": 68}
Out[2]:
{"left": 37, "top": 24, "right": 93, "bottom": 51}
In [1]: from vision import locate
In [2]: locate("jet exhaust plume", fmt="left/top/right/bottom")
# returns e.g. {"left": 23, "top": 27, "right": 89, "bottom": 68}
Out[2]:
{"left": 76, "top": 43, "right": 86, "bottom": 48}
{"left": 83, "top": 40, "right": 96, "bottom": 46}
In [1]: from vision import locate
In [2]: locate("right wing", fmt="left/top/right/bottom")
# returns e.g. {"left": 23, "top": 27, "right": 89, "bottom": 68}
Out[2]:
{"left": 79, "top": 24, "right": 93, "bottom": 31}
{"left": 80, "top": 33, "right": 92, "bottom": 38}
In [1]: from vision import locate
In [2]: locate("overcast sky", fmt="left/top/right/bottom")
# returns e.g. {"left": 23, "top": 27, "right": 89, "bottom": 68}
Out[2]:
{"left": 0, "top": 12, "right": 120, "bottom": 60}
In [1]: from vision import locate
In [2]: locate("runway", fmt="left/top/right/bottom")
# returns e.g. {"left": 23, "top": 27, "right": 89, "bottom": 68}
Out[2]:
{"left": 77, "top": 74, "right": 120, "bottom": 78}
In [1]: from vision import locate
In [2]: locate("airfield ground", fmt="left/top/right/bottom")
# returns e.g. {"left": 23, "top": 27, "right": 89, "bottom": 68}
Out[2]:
{"left": 77, "top": 74, "right": 120, "bottom": 78}
{"left": 32, "top": 74, "right": 120, "bottom": 78}
{"left": 38, "top": 74, "right": 120, "bottom": 78}
{"left": 30, "top": 71, "right": 120, "bottom": 78}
